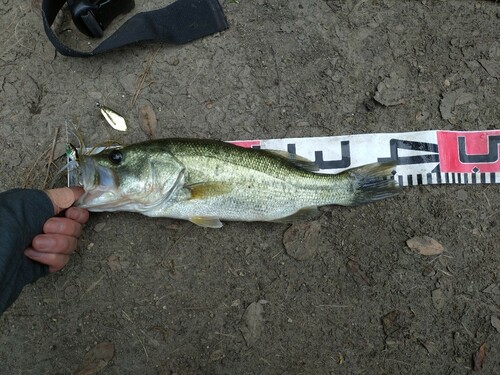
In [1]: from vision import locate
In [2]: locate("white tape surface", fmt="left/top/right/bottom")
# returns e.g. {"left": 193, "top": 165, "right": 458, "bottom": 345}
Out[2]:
{"left": 232, "top": 130, "right": 500, "bottom": 187}
{"left": 70, "top": 130, "right": 500, "bottom": 187}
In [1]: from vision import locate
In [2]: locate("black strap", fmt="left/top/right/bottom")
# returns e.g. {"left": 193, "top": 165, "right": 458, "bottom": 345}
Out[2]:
{"left": 42, "top": 0, "right": 228, "bottom": 57}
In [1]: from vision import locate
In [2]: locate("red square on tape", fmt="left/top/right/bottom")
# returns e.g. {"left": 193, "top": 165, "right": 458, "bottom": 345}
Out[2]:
{"left": 437, "top": 130, "right": 500, "bottom": 173}
{"left": 229, "top": 140, "right": 262, "bottom": 148}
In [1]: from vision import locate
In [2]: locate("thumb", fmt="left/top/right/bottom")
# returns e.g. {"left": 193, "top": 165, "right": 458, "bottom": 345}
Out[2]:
{"left": 45, "top": 187, "right": 85, "bottom": 214}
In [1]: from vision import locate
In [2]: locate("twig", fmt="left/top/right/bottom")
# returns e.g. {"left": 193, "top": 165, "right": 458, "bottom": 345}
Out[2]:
{"left": 122, "top": 310, "right": 149, "bottom": 361}
{"left": 81, "top": 274, "right": 105, "bottom": 299}
{"left": 214, "top": 332, "right": 238, "bottom": 339}
{"left": 130, "top": 47, "right": 160, "bottom": 107}
{"left": 24, "top": 148, "right": 50, "bottom": 188}
{"left": 43, "top": 127, "right": 60, "bottom": 188}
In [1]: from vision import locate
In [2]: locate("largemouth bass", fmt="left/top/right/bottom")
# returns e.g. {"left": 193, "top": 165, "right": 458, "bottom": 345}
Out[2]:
{"left": 75, "top": 138, "right": 398, "bottom": 228}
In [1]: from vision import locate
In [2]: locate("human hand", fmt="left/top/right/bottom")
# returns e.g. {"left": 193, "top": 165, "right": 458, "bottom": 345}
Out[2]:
{"left": 24, "top": 187, "right": 90, "bottom": 272}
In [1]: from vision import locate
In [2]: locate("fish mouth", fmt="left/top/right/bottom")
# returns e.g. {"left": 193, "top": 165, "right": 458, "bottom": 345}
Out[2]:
{"left": 75, "top": 157, "right": 120, "bottom": 209}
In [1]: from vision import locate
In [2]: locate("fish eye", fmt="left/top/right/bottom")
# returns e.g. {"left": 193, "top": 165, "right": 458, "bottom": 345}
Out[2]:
{"left": 108, "top": 150, "right": 123, "bottom": 165}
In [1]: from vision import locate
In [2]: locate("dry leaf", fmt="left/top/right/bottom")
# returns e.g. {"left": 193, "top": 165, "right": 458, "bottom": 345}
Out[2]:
{"left": 139, "top": 104, "right": 157, "bottom": 139}
{"left": 240, "top": 301, "right": 265, "bottom": 347}
{"left": 407, "top": 236, "right": 444, "bottom": 256}
{"left": 283, "top": 221, "right": 321, "bottom": 261}
{"left": 74, "top": 342, "right": 115, "bottom": 375}
{"left": 346, "top": 258, "right": 371, "bottom": 286}
{"left": 107, "top": 255, "right": 124, "bottom": 272}
{"left": 381, "top": 309, "right": 414, "bottom": 336}
{"left": 473, "top": 342, "right": 487, "bottom": 371}
{"left": 381, "top": 310, "right": 400, "bottom": 336}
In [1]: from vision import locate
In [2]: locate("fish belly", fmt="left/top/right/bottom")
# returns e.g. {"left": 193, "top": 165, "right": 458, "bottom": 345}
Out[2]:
{"left": 147, "top": 182, "right": 328, "bottom": 222}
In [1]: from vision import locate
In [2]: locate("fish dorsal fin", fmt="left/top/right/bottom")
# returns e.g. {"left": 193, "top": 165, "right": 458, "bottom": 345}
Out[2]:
{"left": 264, "top": 150, "right": 319, "bottom": 172}
{"left": 271, "top": 206, "right": 320, "bottom": 223}
{"left": 186, "top": 182, "right": 232, "bottom": 200}
{"left": 190, "top": 216, "right": 223, "bottom": 228}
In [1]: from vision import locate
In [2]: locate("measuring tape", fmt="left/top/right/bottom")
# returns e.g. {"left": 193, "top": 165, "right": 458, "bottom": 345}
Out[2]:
{"left": 68, "top": 130, "right": 500, "bottom": 188}
{"left": 231, "top": 130, "right": 500, "bottom": 187}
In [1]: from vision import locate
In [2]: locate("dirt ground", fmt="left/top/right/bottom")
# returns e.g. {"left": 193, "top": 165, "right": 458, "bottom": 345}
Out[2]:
{"left": 0, "top": 0, "right": 499, "bottom": 374}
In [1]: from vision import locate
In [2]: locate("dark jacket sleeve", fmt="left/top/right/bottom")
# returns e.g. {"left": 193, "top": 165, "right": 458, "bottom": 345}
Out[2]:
{"left": 0, "top": 189, "right": 55, "bottom": 315}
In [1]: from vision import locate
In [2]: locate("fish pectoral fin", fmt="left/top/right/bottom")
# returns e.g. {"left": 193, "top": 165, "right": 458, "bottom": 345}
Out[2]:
{"left": 189, "top": 216, "right": 224, "bottom": 228}
{"left": 264, "top": 150, "right": 320, "bottom": 172}
{"left": 271, "top": 206, "right": 320, "bottom": 223}
{"left": 186, "top": 182, "right": 232, "bottom": 200}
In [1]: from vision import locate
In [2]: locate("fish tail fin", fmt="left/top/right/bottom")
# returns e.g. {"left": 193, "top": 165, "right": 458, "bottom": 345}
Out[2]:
{"left": 340, "top": 161, "right": 399, "bottom": 206}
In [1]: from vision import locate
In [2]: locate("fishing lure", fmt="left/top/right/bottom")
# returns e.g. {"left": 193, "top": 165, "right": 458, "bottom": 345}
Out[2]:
{"left": 97, "top": 103, "right": 127, "bottom": 132}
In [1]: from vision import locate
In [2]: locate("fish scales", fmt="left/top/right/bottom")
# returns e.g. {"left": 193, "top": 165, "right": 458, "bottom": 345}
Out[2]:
{"left": 76, "top": 138, "right": 398, "bottom": 227}
{"left": 162, "top": 141, "right": 347, "bottom": 219}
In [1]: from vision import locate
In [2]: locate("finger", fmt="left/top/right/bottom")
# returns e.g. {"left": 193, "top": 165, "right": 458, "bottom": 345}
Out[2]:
{"left": 43, "top": 217, "right": 83, "bottom": 237}
{"left": 32, "top": 233, "right": 78, "bottom": 255}
{"left": 45, "top": 187, "right": 85, "bottom": 214}
{"left": 24, "top": 248, "right": 69, "bottom": 273}
{"left": 65, "top": 207, "right": 90, "bottom": 225}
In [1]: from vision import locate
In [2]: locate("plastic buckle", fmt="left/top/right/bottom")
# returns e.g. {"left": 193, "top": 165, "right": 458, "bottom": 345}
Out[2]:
{"left": 67, "top": 0, "right": 135, "bottom": 38}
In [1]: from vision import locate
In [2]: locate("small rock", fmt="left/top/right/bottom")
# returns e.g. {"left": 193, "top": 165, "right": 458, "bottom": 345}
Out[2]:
{"left": 439, "top": 89, "right": 475, "bottom": 120}
{"left": 454, "top": 92, "right": 475, "bottom": 106}
{"left": 407, "top": 236, "right": 444, "bottom": 256}
{"left": 64, "top": 284, "right": 79, "bottom": 299}
{"left": 283, "top": 221, "right": 321, "bottom": 261}
{"left": 466, "top": 60, "right": 481, "bottom": 70}
{"left": 415, "top": 111, "right": 429, "bottom": 121}
{"left": 432, "top": 288, "right": 445, "bottom": 310}
{"left": 456, "top": 189, "right": 468, "bottom": 201}
{"left": 209, "top": 350, "right": 224, "bottom": 362}
{"left": 491, "top": 315, "right": 500, "bottom": 334}
{"left": 167, "top": 259, "right": 182, "bottom": 280}
{"left": 88, "top": 91, "right": 103, "bottom": 100}
{"left": 167, "top": 57, "right": 180, "bottom": 66}
{"left": 94, "top": 222, "right": 106, "bottom": 233}
{"left": 488, "top": 41, "right": 500, "bottom": 59}
{"left": 422, "top": 265, "right": 436, "bottom": 277}
{"left": 165, "top": 223, "right": 181, "bottom": 230}
{"left": 373, "top": 72, "right": 408, "bottom": 106}
{"left": 119, "top": 73, "right": 137, "bottom": 95}
{"left": 206, "top": 106, "right": 226, "bottom": 126}
{"left": 479, "top": 59, "right": 500, "bottom": 78}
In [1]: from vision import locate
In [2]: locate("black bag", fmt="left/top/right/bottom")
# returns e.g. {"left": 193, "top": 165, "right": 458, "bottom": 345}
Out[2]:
{"left": 42, "top": 0, "right": 228, "bottom": 57}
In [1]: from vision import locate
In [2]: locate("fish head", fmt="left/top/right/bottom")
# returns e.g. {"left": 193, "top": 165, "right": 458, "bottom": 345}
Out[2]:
{"left": 76, "top": 145, "right": 185, "bottom": 212}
